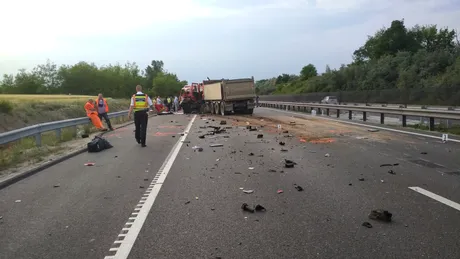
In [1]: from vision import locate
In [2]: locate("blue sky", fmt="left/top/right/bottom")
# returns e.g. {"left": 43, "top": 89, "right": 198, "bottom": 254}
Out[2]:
{"left": 1, "top": 0, "right": 459, "bottom": 83}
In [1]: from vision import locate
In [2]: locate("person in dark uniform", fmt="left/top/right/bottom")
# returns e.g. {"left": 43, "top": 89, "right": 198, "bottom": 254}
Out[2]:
{"left": 127, "top": 85, "right": 154, "bottom": 147}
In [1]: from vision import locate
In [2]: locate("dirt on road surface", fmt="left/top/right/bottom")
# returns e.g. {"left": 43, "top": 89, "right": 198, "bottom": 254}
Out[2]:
{"left": 207, "top": 113, "right": 410, "bottom": 144}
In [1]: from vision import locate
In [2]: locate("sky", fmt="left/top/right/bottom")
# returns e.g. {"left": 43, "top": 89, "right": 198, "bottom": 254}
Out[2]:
{"left": 1, "top": 0, "right": 460, "bottom": 83}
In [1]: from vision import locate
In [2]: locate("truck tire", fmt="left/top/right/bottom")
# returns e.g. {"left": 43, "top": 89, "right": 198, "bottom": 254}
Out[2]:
{"left": 220, "top": 102, "right": 227, "bottom": 116}
{"left": 215, "top": 102, "right": 220, "bottom": 115}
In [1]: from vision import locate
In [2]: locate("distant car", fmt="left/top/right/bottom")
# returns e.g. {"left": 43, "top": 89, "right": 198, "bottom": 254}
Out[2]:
{"left": 320, "top": 96, "right": 338, "bottom": 105}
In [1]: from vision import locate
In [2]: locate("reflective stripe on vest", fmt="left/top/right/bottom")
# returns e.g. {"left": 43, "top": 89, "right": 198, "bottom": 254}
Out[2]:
{"left": 133, "top": 94, "right": 149, "bottom": 111}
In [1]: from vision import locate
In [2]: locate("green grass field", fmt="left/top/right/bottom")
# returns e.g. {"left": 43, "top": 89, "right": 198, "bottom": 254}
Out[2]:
{"left": 0, "top": 94, "right": 131, "bottom": 172}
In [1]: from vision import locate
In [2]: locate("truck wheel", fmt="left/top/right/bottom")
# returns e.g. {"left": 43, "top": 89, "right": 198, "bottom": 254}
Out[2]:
{"left": 215, "top": 102, "right": 220, "bottom": 115}
{"left": 220, "top": 102, "right": 226, "bottom": 116}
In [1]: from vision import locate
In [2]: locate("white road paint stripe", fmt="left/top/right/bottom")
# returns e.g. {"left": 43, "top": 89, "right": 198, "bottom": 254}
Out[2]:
{"left": 261, "top": 107, "right": 460, "bottom": 143}
{"left": 409, "top": 187, "right": 460, "bottom": 211}
{"left": 104, "top": 115, "right": 197, "bottom": 259}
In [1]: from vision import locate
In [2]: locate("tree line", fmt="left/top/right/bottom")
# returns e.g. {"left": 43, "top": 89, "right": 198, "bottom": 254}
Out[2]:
{"left": 256, "top": 19, "right": 460, "bottom": 104}
{"left": 0, "top": 60, "right": 187, "bottom": 98}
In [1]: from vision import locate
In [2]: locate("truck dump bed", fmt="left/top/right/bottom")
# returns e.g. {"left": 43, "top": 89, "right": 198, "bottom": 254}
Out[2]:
{"left": 203, "top": 82, "right": 222, "bottom": 101}
{"left": 222, "top": 78, "right": 255, "bottom": 101}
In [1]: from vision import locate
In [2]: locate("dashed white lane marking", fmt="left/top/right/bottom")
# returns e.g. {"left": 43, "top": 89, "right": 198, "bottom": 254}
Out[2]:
{"left": 409, "top": 187, "right": 460, "bottom": 212}
{"left": 104, "top": 115, "right": 197, "bottom": 259}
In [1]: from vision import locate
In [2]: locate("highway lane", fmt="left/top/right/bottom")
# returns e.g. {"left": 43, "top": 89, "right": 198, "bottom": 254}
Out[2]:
{"left": 127, "top": 108, "right": 460, "bottom": 259}
{"left": 1, "top": 108, "right": 460, "bottom": 259}
{"left": 0, "top": 114, "right": 193, "bottom": 259}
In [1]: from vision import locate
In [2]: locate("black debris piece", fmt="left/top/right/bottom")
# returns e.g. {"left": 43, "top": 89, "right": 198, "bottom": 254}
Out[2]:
{"left": 388, "top": 169, "right": 396, "bottom": 175}
{"left": 393, "top": 163, "right": 399, "bottom": 166}
{"left": 257, "top": 134, "right": 263, "bottom": 138}
{"left": 199, "top": 135, "right": 205, "bottom": 139}
{"left": 144, "top": 178, "right": 149, "bottom": 181}
{"left": 368, "top": 209, "right": 392, "bottom": 222}
{"left": 180, "top": 133, "right": 184, "bottom": 136}
{"left": 172, "top": 135, "right": 176, "bottom": 138}
{"left": 246, "top": 125, "right": 252, "bottom": 129}
{"left": 368, "top": 129, "right": 379, "bottom": 132}
{"left": 421, "top": 152, "right": 427, "bottom": 155}
{"left": 294, "top": 185, "right": 304, "bottom": 191}
{"left": 281, "top": 149, "right": 288, "bottom": 152}
{"left": 249, "top": 128, "right": 257, "bottom": 132}
{"left": 362, "top": 222, "right": 373, "bottom": 228}
{"left": 279, "top": 141, "right": 285, "bottom": 146}
{"left": 139, "top": 186, "right": 145, "bottom": 189}
{"left": 234, "top": 172, "right": 242, "bottom": 174}
{"left": 210, "top": 144, "right": 224, "bottom": 147}
{"left": 268, "top": 169, "right": 276, "bottom": 172}
{"left": 358, "top": 178, "right": 365, "bottom": 181}
{"left": 241, "top": 203, "right": 255, "bottom": 213}
{"left": 248, "top": 153, "right": 254, "bottom": 156}
{"left": 255, "top": 204, "right": 266, "bottom": 212}
{"left": 185, "top": 201, "right": 190, "bottom": 204}
{"left": 82, "top": 134, "right": 89, "bottom": 138}
{"left": 53, "top": 184, "right": 60, "bottom": 188}
{"left": 380, "top": 164, "right": 393, "bottom": 167}
{"left": 349, "top": 183, "right": 352, "bottom": 186}
{"left": 284, "top": 159, "right": 297, "bottom": 168}
{"left": 283, "top": 130, "right": 289, "bottom": 133}
{"left": 220, "top": 120, "right": 227, "bottom": 125}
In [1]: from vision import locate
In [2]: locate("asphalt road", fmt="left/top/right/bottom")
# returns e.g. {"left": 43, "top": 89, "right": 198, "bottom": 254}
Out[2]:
{"left": 1, "top": 108, "right": 460, "bottom": 259}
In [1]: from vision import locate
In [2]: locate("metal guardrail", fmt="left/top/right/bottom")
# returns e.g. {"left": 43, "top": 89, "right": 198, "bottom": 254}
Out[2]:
{"left": 0, "top": 110, "right": 129, "bottom": 146}
{"left": 259, "top": 101, "right": 460, "bottom": 131}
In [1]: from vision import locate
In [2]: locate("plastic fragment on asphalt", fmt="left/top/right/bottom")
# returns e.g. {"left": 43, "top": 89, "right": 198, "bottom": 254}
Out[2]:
{"left": 362, "top": 222, "right": 373, "bottom": 228}
{"left": 325, "top": 153, "right": 330, "bottom": 157}
{"left": 248, "top": 167, "right": 254, "bottom": 170}
{"left": 300, "top": 138, "right": 307, "bottom": 142}
{"left": 294, "top": 185, "right": 304, "bottom": 191}
{"left": 210, "top": 144, "right": 223, "bottom": 147}
{"left": 243, "top": 190, "right": 254, "bottom": 194}
{"left": 277, "top": 189, "right": 283, "bottom": 194}
{"left": 388, "top": 170, "right": 396, "bottom": 175}
{"left": 241, "top": 203, "right": 254, "bottom": 213}
{"left": 279, "top": 141, "right": 285, "bottom": 146}
{"left": 15, "top": 200, "right": 21, "bottom": 203}
{"left": 284, "top": 159, "right": 296, "bottom": 168}
{"left": 84, "top": 162, "right": 95, "bottom": 166}
{"left": 368, "top": 209, "right": 392, "bottom": 222}
{"left": 192, "top": 146, "right": 203, "bottom": 152}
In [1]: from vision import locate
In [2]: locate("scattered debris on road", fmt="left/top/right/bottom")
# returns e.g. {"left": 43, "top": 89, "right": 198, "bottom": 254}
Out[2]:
{"left": 257, "top": 134, "right": 263, "bottom": 138}
{"left": 284, "top": 159, "right": 296, "bottom": 168}
{"left": 368, "top": 129, "right": 380, "bottom": 132}
{"left": 268, "top": 169, "right": 276, "bottom": 172}
{"left": 369, "top": 209, "right": 392, "bottom": 222}
{"left": 248, "top": 153, "right": 254, "bottom": 156}
{"left": 255, "top": 204, "right": 266, "bottom": 212}
{"left": 241, "top": 203, "right": 255, "bottom": 213}
{"left": 362, "top": 222, "right": 373, "bottom": 228}
{"left": 358, "top": 178, "right": 365, "bottom": 181}
{"left": 421, "top": 152, "right": 427, "bottom": 155}
{"left": 279, "top": 141, "right": 285, "bottom": 146}
{"left": 281, "top": 148, "right": 288, "bottom": 152}
{"left": 243, "top": 190, "right": 254, "bottom": 194}
{"left": 53, "top": 184, "right": 60, "bottom": 188}
{"left": 248, "top": 167, "right": 255, "bottom": 170}
{"left": 277, "top": 189, "right": 283, "bottom": 194}
{"left": 185, "top": 201, "right": 190, "bottom": 204}
{"left": 388, "top": 169, "right": 396, "bottom": 175}
{"left": 210, "top": 144, "right": 224, "bottom": 147}
{"left": 325, "top": 153, "right": 330, "bottom": 157}
{"left": 15, "top": 200, "right": 21, "bottom": 203}
{"left": 192, "top": 146, "right": 203, "bottom": 152}
{"left": 220, "top": 120, "right": 227, "bottom": 125}
{"left": 84, "top": 162, "right": 95, "bottom": 166}
{"left": 380, "top": 163, "right": 399, "bottom": 167}
{"left": 294, "top": 185, "right": 304, "bottom": 191}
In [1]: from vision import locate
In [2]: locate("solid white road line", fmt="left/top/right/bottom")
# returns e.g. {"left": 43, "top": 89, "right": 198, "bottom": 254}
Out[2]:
{"left": 409, "top": 187, "right": 460, "bottom": 212}
{"left": 104, "top": 115, "right": 197, "bottom": 259}
{"left": 260, "top": 107, "right": 460, "bottom": 143}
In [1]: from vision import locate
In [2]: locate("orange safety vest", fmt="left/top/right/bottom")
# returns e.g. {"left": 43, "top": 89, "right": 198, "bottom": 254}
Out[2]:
{"left": 84, "top": 101, "right": 97, "bottom": 116}
{"left": 97, "top": 98, "right": 109, "bottom": 113}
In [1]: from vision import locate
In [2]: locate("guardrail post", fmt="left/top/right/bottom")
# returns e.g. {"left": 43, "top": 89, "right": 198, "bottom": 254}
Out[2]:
{"left": 326, "top": 109, "right": 330, "bottom": 116}
{"left": 380, "top": 113, "right": 385, "bottom": 124}
{"left": 363, "top": 112, "right": 367, "bottom": 121}
{"left": 402, "top": 115, "right": 407, "bottom": 127}
{"left": 55, "top": 128, "right": 61, "bottom": 141}
{"left": 348, "top": 111, "right": 352, "bottom": 120}
{"left": 72, "top": 125, "right": 77, "bottom": 138}
{"left": 34, "top": 133, "right": 42, "bottom": 147}
{"left": 337, "top": 109, "right": 340, "bottom": 118}
{"left": 303, "top": 107, "right": 307, "bottom": 113}
{"left": 429, "top": 117, "right": 435, "bottom": 131}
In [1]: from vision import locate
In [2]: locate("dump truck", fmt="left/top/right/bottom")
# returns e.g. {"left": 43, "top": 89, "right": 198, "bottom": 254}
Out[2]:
{"left": 202, "top": 77, "right": 256, "bottom": 115}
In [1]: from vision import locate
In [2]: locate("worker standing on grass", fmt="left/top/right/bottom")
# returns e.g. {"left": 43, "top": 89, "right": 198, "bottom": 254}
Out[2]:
{"left": 97, "top": 93, "right": 114, "bottom": 131}
{"left": 128, "top": 85, "right": 154, "bottom": 147}
{"left": 84, "top": 99, "right": 107, "bottom": 131}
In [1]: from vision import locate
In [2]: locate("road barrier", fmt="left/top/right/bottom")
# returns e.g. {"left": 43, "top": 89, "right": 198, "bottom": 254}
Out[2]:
{"left": 259, "top": 101, "right": 460, "bottom": 131}
{"left": 0, "top": 110, "right": 128, "bottom": 146}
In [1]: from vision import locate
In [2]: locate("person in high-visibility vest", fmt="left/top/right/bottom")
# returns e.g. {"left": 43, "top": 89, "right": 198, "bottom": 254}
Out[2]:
{"left": 96, "top": 93, "right": 114, "bottom": 131}
{"left": 84, "top": 99, "right": 107, "bottom": 131}
{"left": 128, "top": 85, "right": 154, "bottom": 147}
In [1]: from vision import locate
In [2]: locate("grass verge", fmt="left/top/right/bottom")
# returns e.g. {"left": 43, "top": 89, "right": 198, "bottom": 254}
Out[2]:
{"left": 408, "top": 123, "right": 460, "bottom": 136}
{"left": 0, "top": 115, "right": 131, "bottom": 173}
